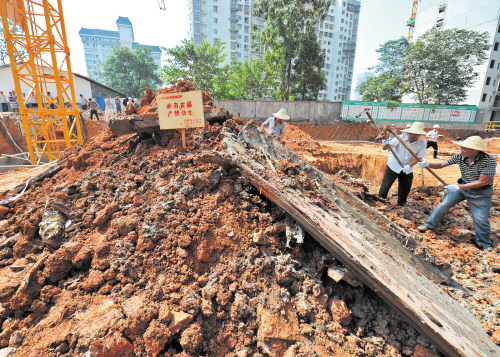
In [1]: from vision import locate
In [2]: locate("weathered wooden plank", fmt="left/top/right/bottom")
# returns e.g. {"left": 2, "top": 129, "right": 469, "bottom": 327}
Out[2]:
{"left": 222, "top": 124, "right": 499, "bottom": 357}
{"left": 109, "top": 108, "right": 234, "bottom": 135}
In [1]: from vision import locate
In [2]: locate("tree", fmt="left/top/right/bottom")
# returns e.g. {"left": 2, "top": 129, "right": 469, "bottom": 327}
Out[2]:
{"left": 404, "top": 28, "right": 490, "bottom": 104}
{"left": 360, "top": 29, "right": 490, "bottom": 105}
{"left": 161, "top": 38, "right": 230, "bottom": 99}
{"left": 227, "top": 58, "right": 278, "bottom": 100}
{"left": 0, "top": 20, "right": 29, "bottom": 65}
{"left": 357, "top": 72, "right": 402, "bottom": 102}
{"left": 253, "top": 0, "right": 330, "bottom": 101}
{"left": 290, "top": 30, "right": 327, "bottom": 101}
{"left": 96, "top": 46, "right": 162, "bottom": 98}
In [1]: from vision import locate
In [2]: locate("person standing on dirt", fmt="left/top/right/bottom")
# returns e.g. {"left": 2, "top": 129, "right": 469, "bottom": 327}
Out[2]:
{"left": 133, "top": 99, "right": 140, "bottom": 108}
{"left": 261, "top": 108, "right": 290, "bottom": 138}
{"left": 105, "top": 96, "right": 114, "bottom": 122}
{"left": 8, "top": 92, "right": 17, "bottom": 112}
{"left": 88, "top": 98, "right": 99, "bottom": 121}
{"left": 378, "top": 122, "right": 427, "bottom": 206}
{"left": 0, "top": 91, "right": 7, "bottom": 112}
{"left": 426, "top": 124, "right": 440, "bottom": 159}
{"left": 115, "top": 95, "right": 122, "bottom": 114}
{"left": 417, "top": 136, "right": 496, "bottom": 251}
{"left": 80, "top": 94, "right": 88, "bottom": 110}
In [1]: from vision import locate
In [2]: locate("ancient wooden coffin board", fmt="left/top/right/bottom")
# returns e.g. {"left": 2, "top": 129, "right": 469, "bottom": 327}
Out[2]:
{"left": 222, "top": 124, "right": 499, "bottom": 357}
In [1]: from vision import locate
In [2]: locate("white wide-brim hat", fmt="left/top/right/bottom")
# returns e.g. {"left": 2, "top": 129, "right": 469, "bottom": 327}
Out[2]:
{"left": 433, "top": 124, "right": 440, "bottom": 128}
{"left": 401, "top": 122, "right": 427, "bottom": 135}
{"left": 273, "top": 108, "right": 290, "bottom": 120}
{"left": 452, "top": 136, "right": 486, "bottom": 151}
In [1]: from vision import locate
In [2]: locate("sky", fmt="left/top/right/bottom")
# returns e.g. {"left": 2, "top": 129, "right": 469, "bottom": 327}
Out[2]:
{"left": 62, "top": 0, "right": 412, "bottom": 92}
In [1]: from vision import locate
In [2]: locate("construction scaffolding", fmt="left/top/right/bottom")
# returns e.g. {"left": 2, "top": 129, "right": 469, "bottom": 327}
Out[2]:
{"left": 0, "top": 0, "right": 84, "bottom": 165}
{"left": 407, "top": 0, "right": 419, "bottom": 42}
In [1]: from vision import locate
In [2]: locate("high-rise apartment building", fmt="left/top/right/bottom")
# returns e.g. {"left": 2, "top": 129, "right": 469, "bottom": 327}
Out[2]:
{"left": 79, "top": 17, "right": 162, "bottom": 81}
{"left": 412, "top": 0, "right": 500, "bottom": 124}
{"left": 186, "top": 0, "right": 361, "bottom": 101}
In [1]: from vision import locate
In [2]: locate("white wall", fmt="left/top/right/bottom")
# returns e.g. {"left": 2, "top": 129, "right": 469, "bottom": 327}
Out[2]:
{"left": 0, "top": 66, "right": 92, "bottom": 103}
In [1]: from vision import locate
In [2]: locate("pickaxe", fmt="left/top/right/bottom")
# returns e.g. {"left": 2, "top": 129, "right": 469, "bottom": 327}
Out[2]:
{"left": 357, "top": 108, "right": 448, "bottom": 186}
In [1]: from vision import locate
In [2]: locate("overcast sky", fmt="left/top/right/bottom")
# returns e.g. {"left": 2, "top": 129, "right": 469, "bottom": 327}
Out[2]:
{"left": 63, "top": 0, "right": 412, "bottom": 89}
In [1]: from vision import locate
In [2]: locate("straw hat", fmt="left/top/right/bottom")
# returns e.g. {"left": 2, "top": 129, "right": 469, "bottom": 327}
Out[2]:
{"left": 452, "top": 136, "right": 486, "bottom": 151}
{"left": 401, "top": 122, "right": 427, "bottom": 135}
{"left": 433, "top": 124, "right": 440, "bottom": 129}
{"left": 273, "top": 108, "right": 290, "bottom": 120}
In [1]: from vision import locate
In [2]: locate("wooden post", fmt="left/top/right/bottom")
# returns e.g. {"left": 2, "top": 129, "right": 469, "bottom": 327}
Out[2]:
{"left": 181, "top": 128, "right": 186, "bottom": 149}
{"left": 421, "top": 167, "right": 425, "bottom": 186}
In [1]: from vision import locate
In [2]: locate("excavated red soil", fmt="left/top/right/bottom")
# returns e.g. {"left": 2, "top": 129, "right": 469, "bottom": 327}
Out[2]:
{"left": 0, "top": 121, "right": 448, "bottom": 356}
{"left": 1, "top": 85, "right": 499, "bottom": 356}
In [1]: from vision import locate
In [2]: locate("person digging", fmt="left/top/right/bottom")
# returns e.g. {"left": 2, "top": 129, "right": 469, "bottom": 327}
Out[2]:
{"left": 261, "top": 108, "right": 290, "bottom": 138}
{"left": 378, "top": 122, "right": 427, "bottom": 207}
{"left": 417, "top": 136, "right": 496, "bottom": 251}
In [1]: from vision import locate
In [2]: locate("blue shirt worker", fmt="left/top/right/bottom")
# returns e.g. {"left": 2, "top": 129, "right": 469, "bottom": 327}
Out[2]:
{"left": 261, "top": 108, "right": 290, "bottom": 137}
{"left": 417, "top": 136, "right": 497, "bottom": 251}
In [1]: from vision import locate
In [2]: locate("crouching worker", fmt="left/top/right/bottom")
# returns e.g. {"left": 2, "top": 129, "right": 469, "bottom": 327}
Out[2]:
{"left": 417, "top": 136, "right": 496, "bottom": 251}
{"left": 261, "top": 108, "right": 290, "bottom": 138}
{"left": 378, "top": 122, "right": 427, "bottom": 206}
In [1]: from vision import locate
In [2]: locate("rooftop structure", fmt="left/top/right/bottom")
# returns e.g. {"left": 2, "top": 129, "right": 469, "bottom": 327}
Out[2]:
{"left": 78, "top": 17, "right": 162, "bottom": 81}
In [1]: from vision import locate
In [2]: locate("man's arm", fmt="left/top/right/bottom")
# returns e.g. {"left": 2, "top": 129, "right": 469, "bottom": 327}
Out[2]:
{"left": 426, "top": 161, "right": 450, "bottom": 169}
{"left": 457, "top": 174, "right": 491, "bottom": 190}
{"left": 261, "top": 117, "right": 271, "bottom": 129}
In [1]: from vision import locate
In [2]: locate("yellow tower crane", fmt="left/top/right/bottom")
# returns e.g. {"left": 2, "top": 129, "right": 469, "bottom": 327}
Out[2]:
{"left": 0, "top": 0, "right": 85, "bottom": 165}
{"left": 407, "top": 0, "right": 419, "bottom": 42}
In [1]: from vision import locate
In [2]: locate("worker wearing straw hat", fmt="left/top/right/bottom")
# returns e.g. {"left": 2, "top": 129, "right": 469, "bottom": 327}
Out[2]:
{"left": 379, "top": 122, "right": 427, "bottom": 206}
{"left": 261, "top": 108, "right": 290, "bottom": 138}
{"left": 418, "top": 136, "right": 497, "bottom": 251}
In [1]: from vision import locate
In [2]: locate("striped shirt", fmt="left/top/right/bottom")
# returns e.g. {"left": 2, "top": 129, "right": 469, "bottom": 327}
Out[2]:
{"left": 447, "top": 152, "right": 496, "bottom": 186}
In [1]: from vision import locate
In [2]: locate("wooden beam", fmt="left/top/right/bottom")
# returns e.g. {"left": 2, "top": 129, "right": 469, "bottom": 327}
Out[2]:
{"left": 222, "top": 124, "right": 499, "bottom": 357}
{"left": 109, "top": 108, "right": 234, "bottom": 135}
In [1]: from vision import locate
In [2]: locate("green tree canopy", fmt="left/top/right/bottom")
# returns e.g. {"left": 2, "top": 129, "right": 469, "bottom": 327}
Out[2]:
{"left": 0, "top": 20, "right": 29, "bottom": 65}
{"left": 253, "top": 0, "right": 330, "bottom": 101}
{"left": 161, "top": 38, "right": 230, "bottom": 99}
{"left": 291, "top": 30, "right": 327, "bottom": 101}
{"left": 227, "top": 58, "right": 278, "bottom": 100}
{"left": 405, "top": 28, "right": 490, "bottom": 104}
{"left": 357, "top": 72, "right": 401, "bottom": 102}
{"left": 96, "top": 46, "right": 162, "bottom": 98}
{"left": 358, "top": 28, "right": 490, "bottom": 105}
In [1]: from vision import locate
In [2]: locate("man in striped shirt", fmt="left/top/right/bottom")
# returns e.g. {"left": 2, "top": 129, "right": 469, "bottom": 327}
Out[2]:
{"left": 417, "top": 136, "right": 496, "bottom": 251}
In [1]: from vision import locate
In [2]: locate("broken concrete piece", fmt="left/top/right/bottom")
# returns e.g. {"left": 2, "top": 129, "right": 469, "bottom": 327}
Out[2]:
{"left": 39, "top": 210, "right": 67, "bottom": 248}
{"left": 285, "top": 217, "right": 304, "bottom": 247}
{"left": 257, "top": 305, "right": 300, "bottom": 357}
{"left": 0, "top": 347, "right": 16, "bottom": 357}
{"left": 327, "top": 265, "right": 346, "bottom": 282}
{"left": 329, "top": 299, "right": 352, "bottom": 326}
{"left": 168, "top": 311, "right": 193, "bottom": 335}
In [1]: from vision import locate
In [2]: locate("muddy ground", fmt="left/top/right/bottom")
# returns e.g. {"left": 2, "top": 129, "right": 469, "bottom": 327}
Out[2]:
{"left": 0, "top": 88, "right": 499, "bottom": 356}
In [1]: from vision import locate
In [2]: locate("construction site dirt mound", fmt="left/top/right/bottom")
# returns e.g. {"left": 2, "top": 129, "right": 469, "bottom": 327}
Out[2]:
{"left": 137, "top": 82, "right": 213, "bottom": 116}
{"left": 0, "top": 121, "right": 452, "bottom": 356}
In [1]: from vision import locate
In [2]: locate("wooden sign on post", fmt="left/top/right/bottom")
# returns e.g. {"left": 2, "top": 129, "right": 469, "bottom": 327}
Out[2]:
{"left": 157, "top": 91, "right": 205, "bottom": 148}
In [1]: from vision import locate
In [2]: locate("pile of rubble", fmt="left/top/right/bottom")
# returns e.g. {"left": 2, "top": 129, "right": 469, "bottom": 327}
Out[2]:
{"left": 0, "top": 124, "right": 443, "bottom": 356}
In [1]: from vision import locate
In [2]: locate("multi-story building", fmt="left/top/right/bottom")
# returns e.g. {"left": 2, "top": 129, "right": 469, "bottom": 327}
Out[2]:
{"left": 78, "top": 17, "right": 162, "bottom": 81}
{"left": 186, "top": 0, "right": 361, "bottom": 101}
{"left": 412, "top": 0, "right": 500, "bottom": 124}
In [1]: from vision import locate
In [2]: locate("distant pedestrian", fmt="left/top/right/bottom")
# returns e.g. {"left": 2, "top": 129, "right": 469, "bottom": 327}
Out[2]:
{"left": 30, "top": 92, "right": 38, "bottom": 108}
{"left": 8, "top": 92, "right": 17, "bottom": 112}
{"left": 115, "top": 95, "right": 122, "bottom": 114}
{"left": 426, "top": 124, "right": 440, "bottom": 159}
{"left": 105, "top": 95, "right": 114, "bottom": 122}
{"left": 88, "top": 98, "right": 99, "bottom": 120}
{"left": 133, "top": 99, "right": 140, "bottom": 108}
{"left": 80, "top": 94, "right": 88, "bottom": 110}
{"left": 48, "top": 92, "right": 56, "bottom": 109}
{"left": 0, "top": 91, "right": 8, "bottom": 112}
{"left": 65, "top": 102, "right": 74, "bottom": 122}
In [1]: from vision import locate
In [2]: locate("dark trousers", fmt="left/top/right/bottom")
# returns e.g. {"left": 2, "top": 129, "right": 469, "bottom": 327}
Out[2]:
{"left": 90, "top": 110, "right": 99, "bottom": 120}
{"left": 427, "top": 141, "right": 438, "bottom": 158}
{"left": 1, "top": 103, "right": 7, "bottom": 112}
{"left": 379, "top": 166, "right": 414, "bottom": 206}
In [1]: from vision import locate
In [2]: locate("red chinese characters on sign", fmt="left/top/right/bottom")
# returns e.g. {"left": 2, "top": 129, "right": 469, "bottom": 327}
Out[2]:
{"left": 184, "top": 118, "right": 203, "bottom": 128}
{"left": 166, "top": 102, "right": 195, "bottom": 114}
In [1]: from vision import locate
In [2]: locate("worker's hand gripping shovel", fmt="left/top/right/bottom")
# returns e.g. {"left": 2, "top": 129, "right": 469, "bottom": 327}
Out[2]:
{"left": 355, "top": 108, "right": 404, "bottom": 168}
{"left": 357, "top": 108, "right": 448, "bottom": 186}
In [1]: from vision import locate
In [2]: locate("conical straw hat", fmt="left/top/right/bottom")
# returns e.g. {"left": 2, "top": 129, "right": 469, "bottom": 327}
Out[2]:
{"left": 451, "top": 136, "right": 486, "bottom": 151}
